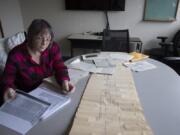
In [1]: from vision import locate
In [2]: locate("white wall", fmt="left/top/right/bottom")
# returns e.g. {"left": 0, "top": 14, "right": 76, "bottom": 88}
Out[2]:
{"left": 0, "top": 0, "right": 24, "bottom": 37}
{"left": 19, "top": 0, "right": 180, "bottom": 56}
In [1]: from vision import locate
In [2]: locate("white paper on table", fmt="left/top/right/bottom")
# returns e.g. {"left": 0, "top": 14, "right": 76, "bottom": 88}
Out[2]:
{"left": 95, "top": 67, "right": 115, "bottom": 75}
{"left": 68, "top": 61, "right": 97, "bottom": 72}
{"left": 110, "top": 53, "right": 133, "bottom": 62}
{"left": 0, "top": 89, "right": 51, "bottom": 135}
{"left": 68, "top": 58, "right": 117, "bottom": 75}
{"left": 0, "top": 91, "right": 50, "bottom": 125}
{"left": 70, "top": 58, "right": 81, "bottom": 64}
{"left": 123, "top": 61, "right": 156, "bottom": 72}
{"left": 68, "top": 68, "right": 89, "bottom": 84}
{"left": 29, "top": 87, "right": 71, "bottom": 120}
{"left": 93, "top": 58, "right": 115, "bottom": 68}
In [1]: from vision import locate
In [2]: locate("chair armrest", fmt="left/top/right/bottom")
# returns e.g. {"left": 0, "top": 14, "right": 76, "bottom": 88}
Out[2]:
{"left": 164, "top": 57, "right": 180, "bottom": 61}
{"left": 157, "top": 36, "right": 168, "bottom": 43}
{"left": 159, "top": 42, "right": 173, "bottom": 47}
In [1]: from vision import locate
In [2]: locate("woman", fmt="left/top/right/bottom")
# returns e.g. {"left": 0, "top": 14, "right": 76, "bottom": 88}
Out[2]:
{"left": 0, "top": 19, "right": 74, "bottom": 104}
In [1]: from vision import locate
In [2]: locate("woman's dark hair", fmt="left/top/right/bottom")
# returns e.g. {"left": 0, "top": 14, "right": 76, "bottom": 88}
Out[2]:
{"left": 27, "top": 19, "right": 54, "bottom": 46}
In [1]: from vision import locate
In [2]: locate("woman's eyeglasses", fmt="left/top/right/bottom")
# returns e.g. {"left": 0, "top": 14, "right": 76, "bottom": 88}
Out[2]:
{"left": 34, "top": 36, "right": 51, "bottom": 42}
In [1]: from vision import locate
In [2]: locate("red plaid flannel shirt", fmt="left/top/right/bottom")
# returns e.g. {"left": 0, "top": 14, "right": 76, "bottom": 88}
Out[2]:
{"left": 0, "top": 41, "right": 69, "bottom": 94}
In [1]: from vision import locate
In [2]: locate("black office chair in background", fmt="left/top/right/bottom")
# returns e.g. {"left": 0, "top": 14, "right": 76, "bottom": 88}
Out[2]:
{"left": 147, "top": 36, "right": 173, "bottom": 61}
{"left": 157, "top": 30, "right": 180, "bottom": 74}
{"left": 102, "top": 29, "right": 130, "bottom": 52}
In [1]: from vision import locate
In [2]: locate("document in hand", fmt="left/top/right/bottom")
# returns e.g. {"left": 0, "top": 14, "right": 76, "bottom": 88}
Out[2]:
{"left": 0, "top": 90, "right": 50, "bottom": 135}
{"left": 29, "top": 86, "right": 71, "bottom": 120}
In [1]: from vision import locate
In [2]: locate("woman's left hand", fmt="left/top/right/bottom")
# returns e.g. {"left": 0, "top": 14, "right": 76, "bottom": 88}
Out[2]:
{"left": 61, "top": 80, "right": 75, "bottom": 94}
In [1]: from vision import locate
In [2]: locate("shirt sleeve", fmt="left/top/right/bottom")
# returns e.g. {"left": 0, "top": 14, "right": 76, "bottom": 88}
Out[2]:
{"left": 51, "top": 42, "right": 70, "bottom": 85}
{"left": 0, "top": 51, "right": 17, "bottom": 94}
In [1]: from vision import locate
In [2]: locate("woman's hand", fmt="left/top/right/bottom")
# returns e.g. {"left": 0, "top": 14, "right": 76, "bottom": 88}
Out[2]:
{"left": 4, "top": 88, "right": 16, "bottom": 102}
{"left": 61, "top": 80, "right": 75, "bottom": 94}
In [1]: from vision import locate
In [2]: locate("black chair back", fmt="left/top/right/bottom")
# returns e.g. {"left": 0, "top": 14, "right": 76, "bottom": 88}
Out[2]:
{"left": 172, "top": 30, "right": 180, "bottom": 56}
{"left": 102, "top": 29, "right": 130, "bottom": 52}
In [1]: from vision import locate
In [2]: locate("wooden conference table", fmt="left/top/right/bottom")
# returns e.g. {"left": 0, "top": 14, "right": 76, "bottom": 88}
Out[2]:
{"left": 5, "top": 52, "right": 180, "bottom": 135}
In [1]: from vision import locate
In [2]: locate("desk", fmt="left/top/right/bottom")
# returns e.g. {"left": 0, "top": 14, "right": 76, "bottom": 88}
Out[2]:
{"left": 1, "top": 53, "right": 180, "bottom": 135}
{"left": 65, "top": 53, "right": 180, "bottom": 135}
{"left": 132, "top": 59, "right": 180, "bottom": 135}
{"left": 68, "top": 34, "right": 143, "bottom": 57}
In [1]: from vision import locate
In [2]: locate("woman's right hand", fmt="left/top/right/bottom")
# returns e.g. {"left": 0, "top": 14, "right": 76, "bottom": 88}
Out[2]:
{"left": 61, "top": 80, "right": 75, "bottom": 94}
{"left": 3, "top": 88, "right": 16, "bottom": 102}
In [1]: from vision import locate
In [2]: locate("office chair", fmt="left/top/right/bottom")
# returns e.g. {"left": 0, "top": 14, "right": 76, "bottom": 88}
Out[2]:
{"left": 147, "top": 36, "right": 172, "bottom": 61}
{"left": 157, "top": 30, "right": 180, "bottom": 74}
{"left": 102, "top": 29, "right": 130, "bottom": 52}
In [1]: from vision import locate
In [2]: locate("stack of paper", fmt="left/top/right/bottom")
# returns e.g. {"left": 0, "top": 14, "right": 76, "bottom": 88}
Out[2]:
{"left": 0, "top": 90, "right": 50, "bottom": 125}
{"left": 0, "top": 89, "right": 51, "bottom": 135}
{"left": 68, "top": 68, "right": 89, "bottom": 84}
{"left": 0, "top": 86, "right": 71, "bottom": 135}
{"left": 129, "top": 52, "right": 149, "bottom": 62}
{"left": 68, "top": 61, "right": 115, "bottom": 75}
{"left": 93, "top": 59, "right": 115, "bottom": 68}
{"left": 68, "top": 61, "right": 97, "bottom": 73}
{"left": 30, "top": 87, "right": 71, "bottom": 120}
{"left": 109, "top": 53, "right": 134, "bottom": 62}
